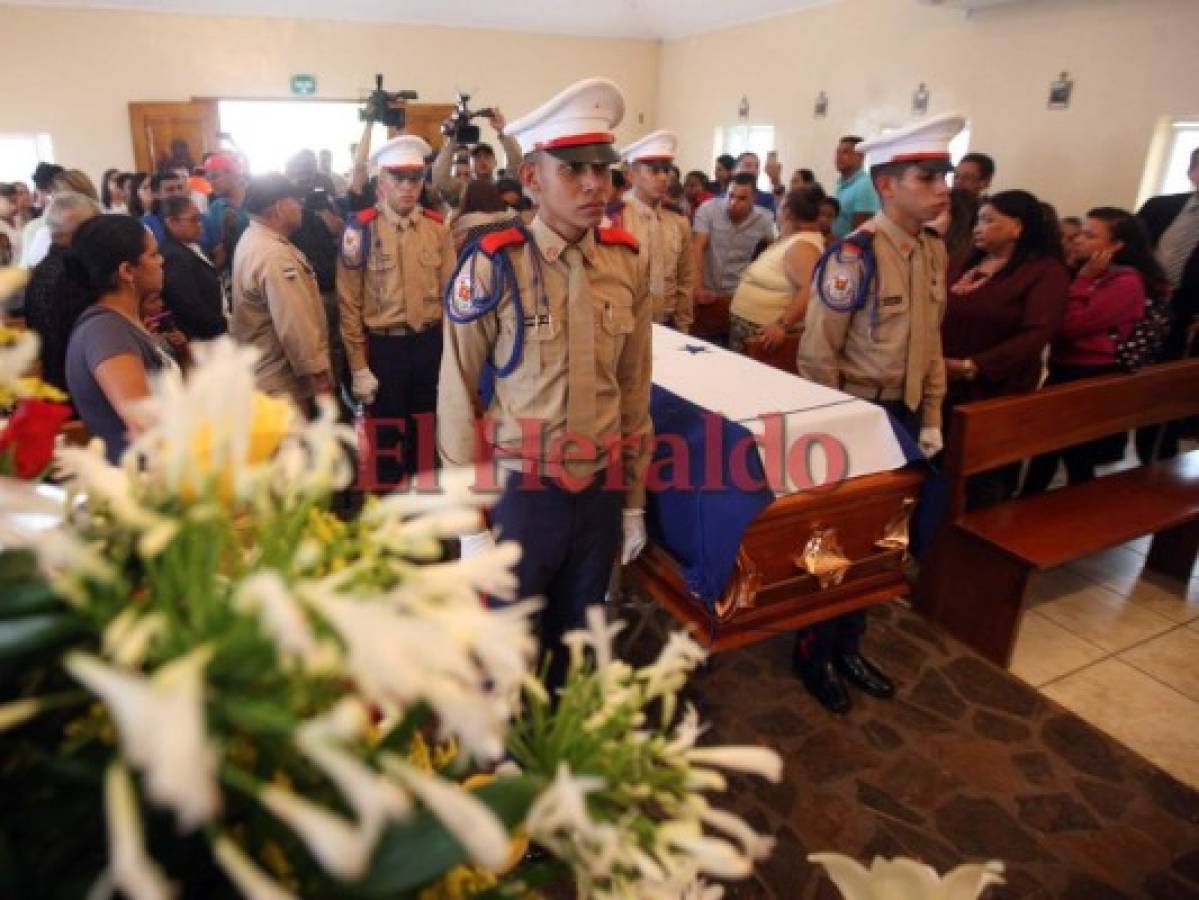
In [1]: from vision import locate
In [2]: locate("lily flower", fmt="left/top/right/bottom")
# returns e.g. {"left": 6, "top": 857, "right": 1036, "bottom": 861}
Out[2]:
{"left": 684, "top": 746, "right": 783, "bottom": 784}
{"left": 807, "top": 854, "right": 1006, "bottom": 900}
{"left": 103, "top": 762, "right": 175, "bottom": 900}
{"left": 258, "top": 785, "right": 374, "bottom": 881}
{"left": 211, "top": 836, "right": 297, "bottom": 900}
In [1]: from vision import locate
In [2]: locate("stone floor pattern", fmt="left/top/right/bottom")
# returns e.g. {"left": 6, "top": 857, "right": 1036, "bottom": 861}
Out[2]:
{"left": 621, "top": 600, "right": 1199, "bottom": 900}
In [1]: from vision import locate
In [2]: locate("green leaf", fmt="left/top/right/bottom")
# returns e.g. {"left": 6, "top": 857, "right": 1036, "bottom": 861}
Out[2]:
{"left": 218, "top": 696, "right": 299, "bottom": 736}
{"left": 375, "top": 703, "right": 430, "bottom": 754}
{"left": 352, "top": 775, "right": 544, "bottom": 897}
{"left": 0, "top": 581, "right": 62, "bottom": 620}
{"left": 0, "top": 550, "right": 37, "bottom": 584}
{"left": 0, "top": 615, "right": 86, "bottom": 660}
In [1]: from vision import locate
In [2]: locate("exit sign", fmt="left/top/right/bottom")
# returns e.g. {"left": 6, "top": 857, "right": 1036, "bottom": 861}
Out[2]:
{"left": 291, "top": 74, "right": 317, "bottom": 95}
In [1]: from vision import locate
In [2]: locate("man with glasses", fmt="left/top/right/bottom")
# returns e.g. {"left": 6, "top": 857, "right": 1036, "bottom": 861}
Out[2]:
{"left": 160, "top": 194, "right": 226, "bottom": 340}
{"left": 610, "top": 130, "right": 695, "bottom": 333}
{"left": 338, "top": 135, "right": 455, "bottom": 488}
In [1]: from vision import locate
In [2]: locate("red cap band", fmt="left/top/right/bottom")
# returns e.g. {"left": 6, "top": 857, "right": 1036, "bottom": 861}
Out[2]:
{"left": 888, "top": 151, "right": 952, "bottom": 163}
{"left": 535, "top": 131, "right": 616, "bottom": 151}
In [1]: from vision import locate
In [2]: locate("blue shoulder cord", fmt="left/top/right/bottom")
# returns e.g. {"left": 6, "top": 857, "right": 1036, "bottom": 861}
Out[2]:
{"left": 811, "top": 230, "right": 881, "bottom": 335}
{"left": 444, "top": 220, "right": 548, "bottom": 378}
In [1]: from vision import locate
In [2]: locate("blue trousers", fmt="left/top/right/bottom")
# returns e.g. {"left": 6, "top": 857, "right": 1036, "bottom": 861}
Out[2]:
{"left": 366, "top": 328, "right": 441, "bottom": 488}
{"left": 795, "top": 398, "right": 918, "bottom": 666}
{"left": 491, "top": 471, "right": 624, "bottom": 691}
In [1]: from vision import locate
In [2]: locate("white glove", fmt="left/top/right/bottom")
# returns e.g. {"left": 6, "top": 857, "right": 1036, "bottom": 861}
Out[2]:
{"left": 918, "top": 426, "right": 943, "bottom": 458}
{"left": 621, "top": 509, "right": 648, "bottom": 565}
{"left": 459, "top": 530, "right": 495, "bottom": 560}
{"left": 351, "top": 367, "right": 379, "bottom": 404}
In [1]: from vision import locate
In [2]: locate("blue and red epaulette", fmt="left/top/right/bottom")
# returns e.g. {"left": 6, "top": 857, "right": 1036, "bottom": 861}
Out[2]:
{"left": 479, "top": 227, "right": 527, "bottom": 255}
{"left": 356, "top": 208, "right": 379, "bottom": 225}
{"left": 596, "top": 227, "right": 639, "bottom": 252}
{"left": 422, "top": 208, "right": 444, "bottom": 224}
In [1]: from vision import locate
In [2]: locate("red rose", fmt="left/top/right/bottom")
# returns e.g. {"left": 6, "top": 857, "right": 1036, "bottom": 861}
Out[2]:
{"left": 0, "top": 399, "right": 72, "bottom": 479}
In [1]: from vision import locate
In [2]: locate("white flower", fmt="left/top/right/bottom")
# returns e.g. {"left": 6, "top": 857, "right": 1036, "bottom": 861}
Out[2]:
{"left": 233, "top": 572, "right": 333, "bottom": 670}
{"left": 639, "top": 631, "right": 707, "bottom": 722}
{"left": 684, "top": 746, "right": 783, "bottom": 783}
{"left": 524, "top": 762, "right": 606, "bottom": 839}
{"left": 103, "top": 762, "right": 175, "bottom": 900}
{"left": 296, "top": 719, "right": 411, "bottom": 831}
{"left": 297, "top": 696, "right": 371, "bottom": 743}
{"left": 807, "top": 854, "right": 1005, "bottom": 900}
{"left": 26, "top": 528, "right": 115, "bottom": 606}
{"left": 212, "top": 836, "right": 297, "bottom": 900}
{"left": 102, "top": 608, "right": 166, "bottom": 669}
{"left": 66, "top": 648, "right": 220, "bottom": 830}
{"left": 382, "top": 757, "right": 511, "bottom": 870}
{"left": 55, "top": 443, "right": 178, "bottom": 557}
{"left": 562, "top": 605, "right": 625, "bottom": 673}
{"left": 409, "top": 540, "right": 523, "bottom": 602}
{"left": 258, "top": 785, "right": 375, "bottom": 881}
{"left": 690, "top": 800, "right": 774, "bottom": 863}
{"left": 278, "top": 397, "right": 356, "bottom": 496}
{"left": 658, "top": 821, "right": 752, "bottom": 880}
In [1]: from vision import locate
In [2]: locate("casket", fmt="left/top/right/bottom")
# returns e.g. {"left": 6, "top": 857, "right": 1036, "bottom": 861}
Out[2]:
{"left": 631, "top": 327, "right": 926, "bottom": 652}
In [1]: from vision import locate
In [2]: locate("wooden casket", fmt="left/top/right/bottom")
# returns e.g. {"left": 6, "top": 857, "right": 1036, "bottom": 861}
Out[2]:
{"left": 630, "top": 326, "right": 926, "bottom": 652}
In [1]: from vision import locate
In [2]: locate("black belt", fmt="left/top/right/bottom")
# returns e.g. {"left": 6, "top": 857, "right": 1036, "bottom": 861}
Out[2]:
{"left": 368, "top": 324, "right": 428, "bottom": 337}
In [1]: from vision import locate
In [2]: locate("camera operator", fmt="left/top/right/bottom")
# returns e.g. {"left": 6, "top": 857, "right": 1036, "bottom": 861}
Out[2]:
{"left": 432, "top": 105, "right": 522, "bottom": 209}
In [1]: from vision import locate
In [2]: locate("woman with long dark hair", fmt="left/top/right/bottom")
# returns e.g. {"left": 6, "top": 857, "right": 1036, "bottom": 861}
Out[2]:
{"left": 125, "top": 172, "right": 151, "bottom": 218}
{"left": 1023, "top": 208, "right": 1170, "bottom": 491}
{"left": 61, "top": 215, "right": 172, "bottom": 462}
{"left": 939, "top": 189, "right": 1071, "bottom": 506}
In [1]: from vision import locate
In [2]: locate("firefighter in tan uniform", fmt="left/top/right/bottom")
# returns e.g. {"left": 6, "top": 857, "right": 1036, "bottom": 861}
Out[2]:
{"left": 437, "top": 78, "right": 653, "bottom": 689}
{"left": 795, "top": 113, "right": 965, "bottom": 715}
{"left": 609, "top": 130, "right": 695, "bottom": 332}
{"left": 338, "top": 135, "right": 455, "bottom": 487}
{"left": 231, "top": 173, "right": 332, "bottom": 411}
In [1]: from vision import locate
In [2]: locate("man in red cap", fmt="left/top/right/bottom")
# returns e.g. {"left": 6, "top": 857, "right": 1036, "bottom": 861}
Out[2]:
{"left": 203, "top": 152, "right": 248, "bottom": 272}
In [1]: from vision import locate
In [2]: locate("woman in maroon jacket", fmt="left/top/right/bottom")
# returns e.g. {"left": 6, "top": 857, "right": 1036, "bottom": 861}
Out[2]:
{"left": 1023, "top": 208, "right": 1170, "bottom": 492}
{"left": 940, "top": 189, "right": 1070, "bottom": 507}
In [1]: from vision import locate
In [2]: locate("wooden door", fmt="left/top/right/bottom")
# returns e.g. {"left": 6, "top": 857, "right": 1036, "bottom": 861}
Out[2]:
{"left": 128, "top": 100, "right": 220, "bottom": 173}
{"left": 396, "top": 103, "right": 455, "bottom": 152}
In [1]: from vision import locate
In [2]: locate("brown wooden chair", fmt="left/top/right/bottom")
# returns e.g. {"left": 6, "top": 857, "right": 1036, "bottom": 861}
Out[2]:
{"left": 917, "top": 358, "right": 1199, "bottom": 665}
{"left": 691, "top": 295, "right": 731, "bottom": 342}
{"left": 745, "top": 333, "right": 800, "bottom": 375}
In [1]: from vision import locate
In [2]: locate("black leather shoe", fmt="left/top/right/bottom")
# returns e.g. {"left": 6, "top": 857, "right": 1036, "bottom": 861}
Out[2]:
{"left": 835, "top": 652, "right": 895, "bottom": 699}
{"left": 794, "top": 659, "right": 852, "bottom": 715}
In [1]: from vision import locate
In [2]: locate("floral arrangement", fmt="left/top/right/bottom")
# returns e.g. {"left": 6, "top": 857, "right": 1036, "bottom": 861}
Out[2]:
{"left": 0, "top": 309, "right": 73, "bottom": 479}
{"left": 0, "top": 337, "right": 782, "bottom": 899}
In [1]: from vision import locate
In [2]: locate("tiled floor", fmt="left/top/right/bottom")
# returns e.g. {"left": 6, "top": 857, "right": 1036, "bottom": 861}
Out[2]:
{"left": 1008, "top": 537, "right": 1199, "bottom": 789}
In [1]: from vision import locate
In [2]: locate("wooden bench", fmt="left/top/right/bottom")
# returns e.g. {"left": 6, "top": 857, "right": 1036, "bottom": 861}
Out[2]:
{"left": 745, "top": 333, "right": 800, "bottom": 375}
{"left": 918, "top": 357, "right": 1199, "bottom": 666}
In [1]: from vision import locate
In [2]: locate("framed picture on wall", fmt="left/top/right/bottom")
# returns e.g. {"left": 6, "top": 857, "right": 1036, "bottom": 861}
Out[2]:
{"left": 1048, "top": 72, "right": 1073, "bottom": 109}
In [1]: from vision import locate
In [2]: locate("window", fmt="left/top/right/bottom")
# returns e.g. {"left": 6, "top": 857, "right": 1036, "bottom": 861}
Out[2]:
{"left": 1157, "top": 120, "right": 1199, "bottom": 195}
{"left": 0, "top": 133, "right": 54, "bottom": 185}
{"left": 713, "top": 125, "right": 776, "bottom": 192}
{"left": 217, "top": 101, "right": 389, "bottom": 176}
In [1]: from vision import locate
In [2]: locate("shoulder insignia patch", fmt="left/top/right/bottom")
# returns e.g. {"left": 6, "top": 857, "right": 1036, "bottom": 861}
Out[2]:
{"left": 814, "top": 234, "right": 875, "bottom": 314}
{"left": 596, "top": 227, "right": 639, "bottom": 252}
{"left": 422, "top": 208, "right": 444, "bottom": 224}
{"left": 479, "top": 227, "right": 527, "bottom": 256}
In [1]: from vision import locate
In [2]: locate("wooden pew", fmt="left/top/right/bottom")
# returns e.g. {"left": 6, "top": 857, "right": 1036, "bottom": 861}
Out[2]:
{"left": 918, "top": 357, "right": 1199, "bottom": 666}
{"left": 745, "top": 333, "right": 800, "bottom": 375}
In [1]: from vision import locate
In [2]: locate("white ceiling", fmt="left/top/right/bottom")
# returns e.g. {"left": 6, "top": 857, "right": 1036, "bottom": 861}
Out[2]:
{"left": 5, "top": 0, "right": 843, "bottom": 39}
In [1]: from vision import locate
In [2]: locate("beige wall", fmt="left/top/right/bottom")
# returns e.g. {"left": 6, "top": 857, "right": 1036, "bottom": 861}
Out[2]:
{"left": 0, "top": 4, "right": 659, "bottom": 182}
{"left": 657, "top": 0, "right": 1199, "bottom": 216}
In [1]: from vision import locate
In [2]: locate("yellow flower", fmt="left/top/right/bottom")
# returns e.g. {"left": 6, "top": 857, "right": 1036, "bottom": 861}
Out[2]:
{"left": 13, "top": 375, "right": 67, "bottom": 403}
{"left": 417, "top": 865, "right": 498, "bottom": 900}
{"left": 461, "top": 773, "right": 529, "bottom": 875}
{"left": 184, "top": 392, "right": 294, "bottom": 500}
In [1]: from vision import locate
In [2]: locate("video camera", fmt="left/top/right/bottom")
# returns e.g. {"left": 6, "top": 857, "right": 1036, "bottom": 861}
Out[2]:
{"left": 359, "top": 75, "right": 418, "bottom": 129}
{"left": 443, "top": 93, "right": 495, "bottom": 145}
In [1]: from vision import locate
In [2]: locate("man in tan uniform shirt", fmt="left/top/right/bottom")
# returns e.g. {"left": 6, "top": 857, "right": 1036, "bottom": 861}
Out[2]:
{"left": 610, "top": 129, "right": 695, "bottom": 333}
{"left": 338, "top": 135, "right": 455, "bottom": 487}
{"left": 231, "top": 173, "right": 332, "bottom": 410}
{"left": 438, "top": 77, "right": 652, "bottom": 689}
{"left": 795, "top": 113, "right": 965, "bottom": 716}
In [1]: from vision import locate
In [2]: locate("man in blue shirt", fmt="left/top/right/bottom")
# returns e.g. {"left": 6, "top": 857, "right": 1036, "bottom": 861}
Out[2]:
{"left": 141, "top": 171, "right": 188, "bottom": 246}
{"left": 833, "top": 135, "right": 880, "bottom": 237}
{"left": 733, "top": 152, "right": 777, "bottom": 213}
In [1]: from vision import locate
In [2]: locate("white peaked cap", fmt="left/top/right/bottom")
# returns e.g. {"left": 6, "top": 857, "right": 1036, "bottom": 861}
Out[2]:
{"left": 506, "top": 77, "right": 625, "bottom": 163}
{"left": 372, "top": 135, "right": 432, "bottom": 171}
{"left": 857, "top": 113, "right": 966, "bottom": 171}
{"left": 620, "top": 130, "right": 679, "bottom": 164}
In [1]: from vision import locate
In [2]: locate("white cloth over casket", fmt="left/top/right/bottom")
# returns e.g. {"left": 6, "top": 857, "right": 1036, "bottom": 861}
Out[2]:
{"left": 650, "top": 325, "right": 911, "bottom": 496}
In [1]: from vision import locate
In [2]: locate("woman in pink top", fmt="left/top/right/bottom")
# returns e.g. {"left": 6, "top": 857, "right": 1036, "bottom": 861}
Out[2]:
{"left": 1023, "top": 207, "right": 1170, "bottom": 491}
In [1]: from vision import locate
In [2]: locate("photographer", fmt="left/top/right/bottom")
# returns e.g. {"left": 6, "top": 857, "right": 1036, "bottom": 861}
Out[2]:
{"left": 432, "top": 103, "right": 523, "bottom": 208}
{"left": 285, "top": 150, "right": 343, "bottom": 292}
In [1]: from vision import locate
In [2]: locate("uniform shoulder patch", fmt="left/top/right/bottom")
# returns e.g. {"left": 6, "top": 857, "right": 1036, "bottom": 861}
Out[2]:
{"left": 422, "top": 208, "right": 444, "bottom": 224}
{"left": 596, "top": 226, "right": 639, "bottom": 252}
{"left": 356, "top": 208, "right": 379, "bottom": 225}
{"left": 814, "top": 235, "right": 874, "bottom": 313}
{"left": 479, "top": 227, "right": 527, "bottom": 256}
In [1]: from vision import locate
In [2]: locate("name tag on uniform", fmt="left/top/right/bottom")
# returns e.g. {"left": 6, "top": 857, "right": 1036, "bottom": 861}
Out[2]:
{"left": 880, "top": 295, "right": 904, "bottom": 308}
{"left": 524, "top": 313, "right": 553, "bottom": 328}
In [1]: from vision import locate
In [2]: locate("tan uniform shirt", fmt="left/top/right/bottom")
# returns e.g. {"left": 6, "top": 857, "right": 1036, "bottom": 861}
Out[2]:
{"left": 336, "top": 206, "right": 455, "bottom": 372}
{"left": 798, "top": 212, "right": 947, "bottom": 428}
{"left": 230, "top": 219, "right": 330, "bottom": 404}
{"left": 437, "top": 215, "right": 654, "bottom": 507}
{"left": 618, "top": 193, "right": 695, "bottom": 332}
